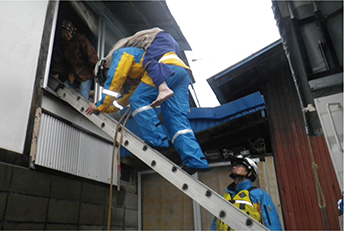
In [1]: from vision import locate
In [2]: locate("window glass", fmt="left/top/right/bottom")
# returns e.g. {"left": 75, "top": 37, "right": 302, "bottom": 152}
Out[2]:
{"left": 103, "top": 20, "right": 123, "bottom": 57}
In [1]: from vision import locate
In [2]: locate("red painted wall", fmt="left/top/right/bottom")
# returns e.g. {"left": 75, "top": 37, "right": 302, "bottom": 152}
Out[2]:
{"left": 262, "top": 62, "right": 341, "bottom": 230}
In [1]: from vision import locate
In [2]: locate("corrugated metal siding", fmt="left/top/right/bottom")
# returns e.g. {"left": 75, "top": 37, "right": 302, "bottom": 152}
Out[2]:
{"left": 263, "top": 63, "right": 341, "bottom": 230}
{"left": 187, "top": 91, "right": 266, "bottom": 133}
{"left": 188, "top": 106, "right": 265, "bottom": 134}
{"left": 36, "top": 113, "right": 116, "bottom": 185}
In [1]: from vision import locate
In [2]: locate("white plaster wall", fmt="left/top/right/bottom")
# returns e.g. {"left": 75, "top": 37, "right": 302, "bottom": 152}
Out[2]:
{"left": 0, "top": 1, "right": 49, "bottom": 154}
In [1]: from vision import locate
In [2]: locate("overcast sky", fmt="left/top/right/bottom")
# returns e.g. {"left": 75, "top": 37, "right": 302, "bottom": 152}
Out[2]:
{"left": 166, "top": 0, "right": 281, "bottom": 107}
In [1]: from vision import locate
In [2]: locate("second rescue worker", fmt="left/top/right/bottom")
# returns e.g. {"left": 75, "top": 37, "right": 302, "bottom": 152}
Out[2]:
{"left": 211, "top": 155, "right": 282, "bottom": 230}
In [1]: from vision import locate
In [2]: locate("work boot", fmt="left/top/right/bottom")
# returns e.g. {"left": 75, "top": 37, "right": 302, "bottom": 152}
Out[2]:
{"left": 182, "top": 166, "right": 199, "bottom": 175}
{"left": 181, "top": 165, "right": 209, "bottom": 175}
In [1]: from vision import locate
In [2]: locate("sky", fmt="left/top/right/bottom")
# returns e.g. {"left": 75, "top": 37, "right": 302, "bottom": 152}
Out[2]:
{"left": 166, "top": 0, "right": 281, "bottom": 107}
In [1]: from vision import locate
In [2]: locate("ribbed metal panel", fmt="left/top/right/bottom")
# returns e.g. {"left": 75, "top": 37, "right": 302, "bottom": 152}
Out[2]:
{"left": 263, "top": 62, "right": 341, "bottom": 230}
{"left": 36, "top": 113, "right": 116, "bottom": 185}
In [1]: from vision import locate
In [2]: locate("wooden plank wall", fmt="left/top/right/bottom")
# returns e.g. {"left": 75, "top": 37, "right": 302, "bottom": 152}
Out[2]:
{"left": 262, "top": 62, "right": 341, "bottom": 230}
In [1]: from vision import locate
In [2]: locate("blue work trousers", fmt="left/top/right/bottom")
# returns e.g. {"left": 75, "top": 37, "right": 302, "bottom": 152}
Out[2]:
{"left": 129, "top": 65, "right": 209, "bottom": 169}
{"left": 64, "top": 78, "right": 93, "bottom": 99}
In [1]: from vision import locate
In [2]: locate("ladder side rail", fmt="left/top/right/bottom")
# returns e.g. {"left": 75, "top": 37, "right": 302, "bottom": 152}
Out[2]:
{"left": 56, "top": 86, "right": 270, "bottom": 231}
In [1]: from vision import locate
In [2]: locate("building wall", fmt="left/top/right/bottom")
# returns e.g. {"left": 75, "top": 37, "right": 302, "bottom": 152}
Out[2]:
{"left": 262, "top": 61, "right": 341, "bottom": 230}
{"left": 0, "top": 162, "right": 138, "bottom": 230}
{"left": 0, "top": 1, "right": 49, "bottom": 154}
{"left": 141, "top": 172, "right": 194, "bottom": 230}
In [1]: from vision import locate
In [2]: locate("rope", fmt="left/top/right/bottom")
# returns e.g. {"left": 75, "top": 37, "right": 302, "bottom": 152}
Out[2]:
{"left": 117, "top": 110, "right": 132, "bottom": 191}
{"left": 306, "top": 134, "right": 328, "bottom": 230}
{"left": 107, "top": 108, "right": 131, "bottom": 231}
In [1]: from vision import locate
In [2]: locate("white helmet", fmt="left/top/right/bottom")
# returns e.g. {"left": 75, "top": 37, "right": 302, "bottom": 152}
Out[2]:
{"left": 230, "top": 155, "right": 258, "bottom": 182}
{"left": 95, "top": 58, "right": 107, "bottom": 87}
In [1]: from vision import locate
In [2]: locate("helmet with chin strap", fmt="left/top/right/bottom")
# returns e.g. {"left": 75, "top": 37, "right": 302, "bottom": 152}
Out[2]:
{"left": 229, "top": 155, "right": 258, "bottom": 182}
{"left": 95, "top": 58, "right": 107, "bottom": 87}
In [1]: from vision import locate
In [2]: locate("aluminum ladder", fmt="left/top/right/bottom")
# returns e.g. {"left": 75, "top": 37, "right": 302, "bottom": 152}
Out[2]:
{"left": 51, "top": 81, "right": 269, "bottom": 231}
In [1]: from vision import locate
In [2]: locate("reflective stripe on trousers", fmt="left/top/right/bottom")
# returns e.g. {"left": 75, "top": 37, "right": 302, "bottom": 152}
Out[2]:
{"left": 171, "top": 129, "right": 193, "bottom": 143}
{"left": 132, "top": 105, "right": 153, "bottom": 117}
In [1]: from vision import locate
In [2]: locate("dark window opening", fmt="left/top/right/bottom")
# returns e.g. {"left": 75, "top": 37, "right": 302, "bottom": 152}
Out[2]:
{"left": 49, "top": 1, "right": 98, "bottom": 100}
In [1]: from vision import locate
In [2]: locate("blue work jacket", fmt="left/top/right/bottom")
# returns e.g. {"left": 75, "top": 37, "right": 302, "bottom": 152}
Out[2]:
{"left": 211, "top": 180, "right": 282, "bottom": 231}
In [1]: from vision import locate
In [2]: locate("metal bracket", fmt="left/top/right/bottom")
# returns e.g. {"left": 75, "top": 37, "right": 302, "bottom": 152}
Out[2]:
{"left": 326, "top": 102, "right": 343, "bottom": 152}
{"left": 302, "top": 104, "right": 317, "bottom": 112}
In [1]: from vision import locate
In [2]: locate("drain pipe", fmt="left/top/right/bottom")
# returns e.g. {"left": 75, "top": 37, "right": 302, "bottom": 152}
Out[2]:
{"left": 272, "top": 1, "right": 323, "bottom": 137}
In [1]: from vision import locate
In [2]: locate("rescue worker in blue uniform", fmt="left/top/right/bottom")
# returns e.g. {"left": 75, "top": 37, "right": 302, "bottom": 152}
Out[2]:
{"left": 211, "top": 155, "right": 282, "bottom": 231}
{"left": 129, "top": 53, "right": 209, "bottom": 173}
{"left": 338, "top": 198, "right": 343, "bottom": 214}
{"left": 85, "top": 46, "right": 209, "bottom": 173}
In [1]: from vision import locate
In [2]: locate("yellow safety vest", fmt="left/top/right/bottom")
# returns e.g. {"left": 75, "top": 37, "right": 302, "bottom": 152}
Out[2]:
{"left": 216, "top": 188, "right": 263, "bottom": 231}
